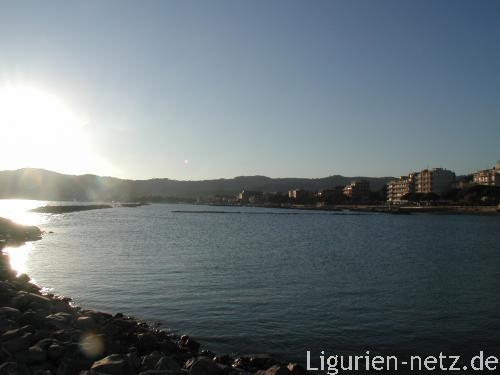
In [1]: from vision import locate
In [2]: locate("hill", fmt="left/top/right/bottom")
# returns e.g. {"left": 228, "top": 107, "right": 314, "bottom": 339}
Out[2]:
{"left": 0, "top": 168, "right": 393, "bottom": 202}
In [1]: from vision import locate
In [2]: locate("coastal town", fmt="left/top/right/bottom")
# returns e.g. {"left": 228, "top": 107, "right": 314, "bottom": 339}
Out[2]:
{"left": 206, "top": 162, "right": 500, "bottom": 209}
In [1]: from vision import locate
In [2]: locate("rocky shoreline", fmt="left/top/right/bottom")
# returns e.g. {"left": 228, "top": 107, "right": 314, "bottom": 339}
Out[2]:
{"left": 0, "top": 220, "right": 307, "bottom": 375}
{"left": 0, "top": 218, "right": 43, "bottom": 246}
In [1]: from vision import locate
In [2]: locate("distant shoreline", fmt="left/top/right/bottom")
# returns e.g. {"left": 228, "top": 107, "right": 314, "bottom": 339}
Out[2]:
{"left": 206, "top": 203, "right": 500, "bottom": 216}
{"left": 29, "top": 202, "right": 149, "bottom": 214}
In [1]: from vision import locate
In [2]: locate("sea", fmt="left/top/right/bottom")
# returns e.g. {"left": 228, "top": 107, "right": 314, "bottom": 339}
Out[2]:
{"left": 1, "top": 199, "right": 500, "bottom": 366}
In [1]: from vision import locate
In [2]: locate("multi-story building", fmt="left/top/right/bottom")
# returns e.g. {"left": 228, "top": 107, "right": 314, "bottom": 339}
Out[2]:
{"left": 387, "top": 173, "right": 416, "bottom": 202}
{"left": 288, "top": 189, "right": 310, "bottom": 200}
{"left": 415, "top": 168, "right": 455, "bottom": 196}
{"left": 473, "top": 162, "right": 500, "bottom": 186}
{"left": 317, "top": 186, "right": 344, "bottom": 204}
{"left": 237, "top": 190, "right": 263, "bottom": 203}
{"left": 343, "top": 180, "right": 370, "bottom": 202}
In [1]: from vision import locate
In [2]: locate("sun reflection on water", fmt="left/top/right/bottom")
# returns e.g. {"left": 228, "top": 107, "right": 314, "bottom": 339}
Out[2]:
{"left": 3, "top": 242, "right": 33, "bottom": 276}
{"left": 0, "top": 199, "right": 51, "bottom": 277}
{"left": 0, "top": 199, "right": 48, "bottom": 226}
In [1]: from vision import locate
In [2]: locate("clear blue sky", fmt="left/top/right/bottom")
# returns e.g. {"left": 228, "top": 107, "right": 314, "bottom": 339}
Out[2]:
{"left": 0, "top": 0, "right": 498, "bottom": 180}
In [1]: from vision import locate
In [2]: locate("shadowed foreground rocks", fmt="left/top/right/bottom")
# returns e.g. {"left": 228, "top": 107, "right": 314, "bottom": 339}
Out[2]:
{"left": 0, "top": 245, "right": 307, "bottom": 374}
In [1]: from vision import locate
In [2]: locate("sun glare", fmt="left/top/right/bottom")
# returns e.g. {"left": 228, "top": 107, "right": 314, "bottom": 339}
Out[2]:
{"left": 0, "top": 85, "right": 113, "bottom": 175}
{"left": 3, "top": 242, "right": 34, "bottom": 276}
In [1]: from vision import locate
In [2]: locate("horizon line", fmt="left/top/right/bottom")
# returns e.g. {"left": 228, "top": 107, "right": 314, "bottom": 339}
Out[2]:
{"left": 0, "top": 165, "right": 488, "bottom": 183}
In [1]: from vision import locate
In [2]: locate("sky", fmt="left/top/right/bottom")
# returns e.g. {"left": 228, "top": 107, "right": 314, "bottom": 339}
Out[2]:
{"left": 0, "top": 0, "right": 499, "bottom": 180}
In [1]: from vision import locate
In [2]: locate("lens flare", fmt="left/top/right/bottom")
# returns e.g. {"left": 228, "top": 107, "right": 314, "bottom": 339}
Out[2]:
{"left": 80, "top": 333, "right": 105, "bottom": 359}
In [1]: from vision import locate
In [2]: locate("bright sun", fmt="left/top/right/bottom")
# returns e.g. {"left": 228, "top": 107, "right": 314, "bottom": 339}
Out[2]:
{"left": 0, "top": 85, "right": 110, "bottom": 175}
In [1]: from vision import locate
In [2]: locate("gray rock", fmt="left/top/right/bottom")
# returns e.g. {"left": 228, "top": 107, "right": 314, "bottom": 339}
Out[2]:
{"left": 1, "top": 327, "right": 25, "bottom": 342}
{"left": 188, "top": 358, "right": 222, "bottom": 375}
{"left": 0, "top": 362, "right": 18, "bottom": 375}
{"left": 12, "top": 292, "right": 52, "bottom": 313}
{"left": 34, "top": 338, "right": 54, "bottom": 349}
{"left": 48, "top": 344, "right": 66, "bottom": 361}
{"left": 141, "top": 351, "right": 165, "bottom": 371}
{"left": 32, "top": 370, "right": 53, "bottom": 375}
{"left": 127, "top": 351, "right": 141, "bottom": 371}
{"left": 246, "top": 354, "right": 277, "bottom": 369}
{"left": 0, "top": 280, "right": 16, "bottom": 297}
{"left": 57, "top": 357, "right": 94, "bottom": 375}
{"left": 18, "top": 345, "right": 47, "bottom": 364}
{"left": 154, "top": 356, "right": 179, "bottom": 372}
{"left": 137, "top": 332, "right": 159, "bottom": 353}
{"left": 51, "top": 299, "right": 74, "bottom": 314}
{"left": 19, "top": 309, "right": 46, "bottom": 327}
{"left": 287, "top": 363, "right": 307, "bottom": 375}
{"left": 31, "top": 328, "right": 51, "bottom": 342}
{"left": 157, "top": 340, "right": 178, "bottom": 354}
{"left": 45, "top": 313, "right": 73, "bottom": 329}
{"left": 2, "top": 332, "right": 32, "bottom": 353}
{"left": 81, "top": 309, "right": 113, "bottom": 321}
{"left": 16, "top": 273, "right": 31, "bottom": 284}
{"left": 91, "top": 354, "right": 135, "bottom": 375}
{"left": 75, "top": 316, "right": 95, "bottom": 330}
{"left": 0, "top": 361, "right": 31, "bottom": 375}
{"left": 0, "top": 306, "right": 21, "bottom": 319}
{"left": 264, "top": 365, "right": 292, "bottom": 375}
{"left": 0, "top": 318, "right": 14, "bottom": 332}
{"left": 179, "top": 335, "right": 200, "bottom": 352}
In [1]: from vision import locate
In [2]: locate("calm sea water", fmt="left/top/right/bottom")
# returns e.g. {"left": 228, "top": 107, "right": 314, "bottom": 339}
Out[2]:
{"left": 2, "top": 200, "right": 500, "bottom": 363}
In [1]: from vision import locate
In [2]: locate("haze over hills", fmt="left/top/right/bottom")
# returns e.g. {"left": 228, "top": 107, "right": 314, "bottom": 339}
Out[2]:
{"left": 0, "top": 168, "right": 394, "bottom": 202}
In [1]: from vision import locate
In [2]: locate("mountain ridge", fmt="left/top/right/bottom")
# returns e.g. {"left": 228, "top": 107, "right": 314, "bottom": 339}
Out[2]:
{"left": 0, "top": 168, "right": 394, "bottom": 201}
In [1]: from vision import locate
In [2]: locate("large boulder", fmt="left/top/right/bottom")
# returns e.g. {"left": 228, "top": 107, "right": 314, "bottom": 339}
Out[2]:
{"left": 137, "top": 333, "right": 159, "bottom": 354}
{"left": 2, "top": 332, "right": 32, "bottom": 354}
{"left": 179, "top": 335, "right": 200, "bottom": 353}
{"left": 0, "top": 361, "right": 31, "bottom": 375}
{"left": 47, "top": 343, "right": 66, "bottom": 361}
{"left": 127, "top": 351, "right": 141, "bottom": 372}
{"left": 16, "top": 345, "right": 47, "bottom": 364}
{"left": 140, "top": 351, "right": 164, "bottom": 371}
{"left": 157, "top": 339, "right": 178, "bottom": 355}
{"left": 233, "top": 354, "right": 278, "bottom": 371}
{"left": 287, "top": 363, "right": 307, "bottom": 375}
{"left": 263, "top": 365, "right": 293, "bottom": 375}
{"left": 1, "top": 326, "right": 32, "bottom": 342}
{"left": 18, "top": 310, "right": 46, "bottom": 328}
{"left": 44, "top": 312, "right": 74, "bottom": 329}
{"left": 11, "top": 292, "right": 52, "bottom": 313}
{"left": 76, "top": 316, "right": 96, "bottom": 331}
{"left": 154, "top": 356, "right": 179, "bottom": 372}
{"left": 91, "top": 354, "right": 136, "bottom": 375}
{"left": 0, "top": 306, "right": 21, "bottom": 320}
{"left": 33, "top": 338, "right": 54, "bottom": 350}
{"left": 188, "top": 358, "right": 223, "bottom": 375}
{"left": 51, "top": 298, "right": 74, "bottom": 314}
{"left": 248, "top": 354, "right": 278, "bottom": 369}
